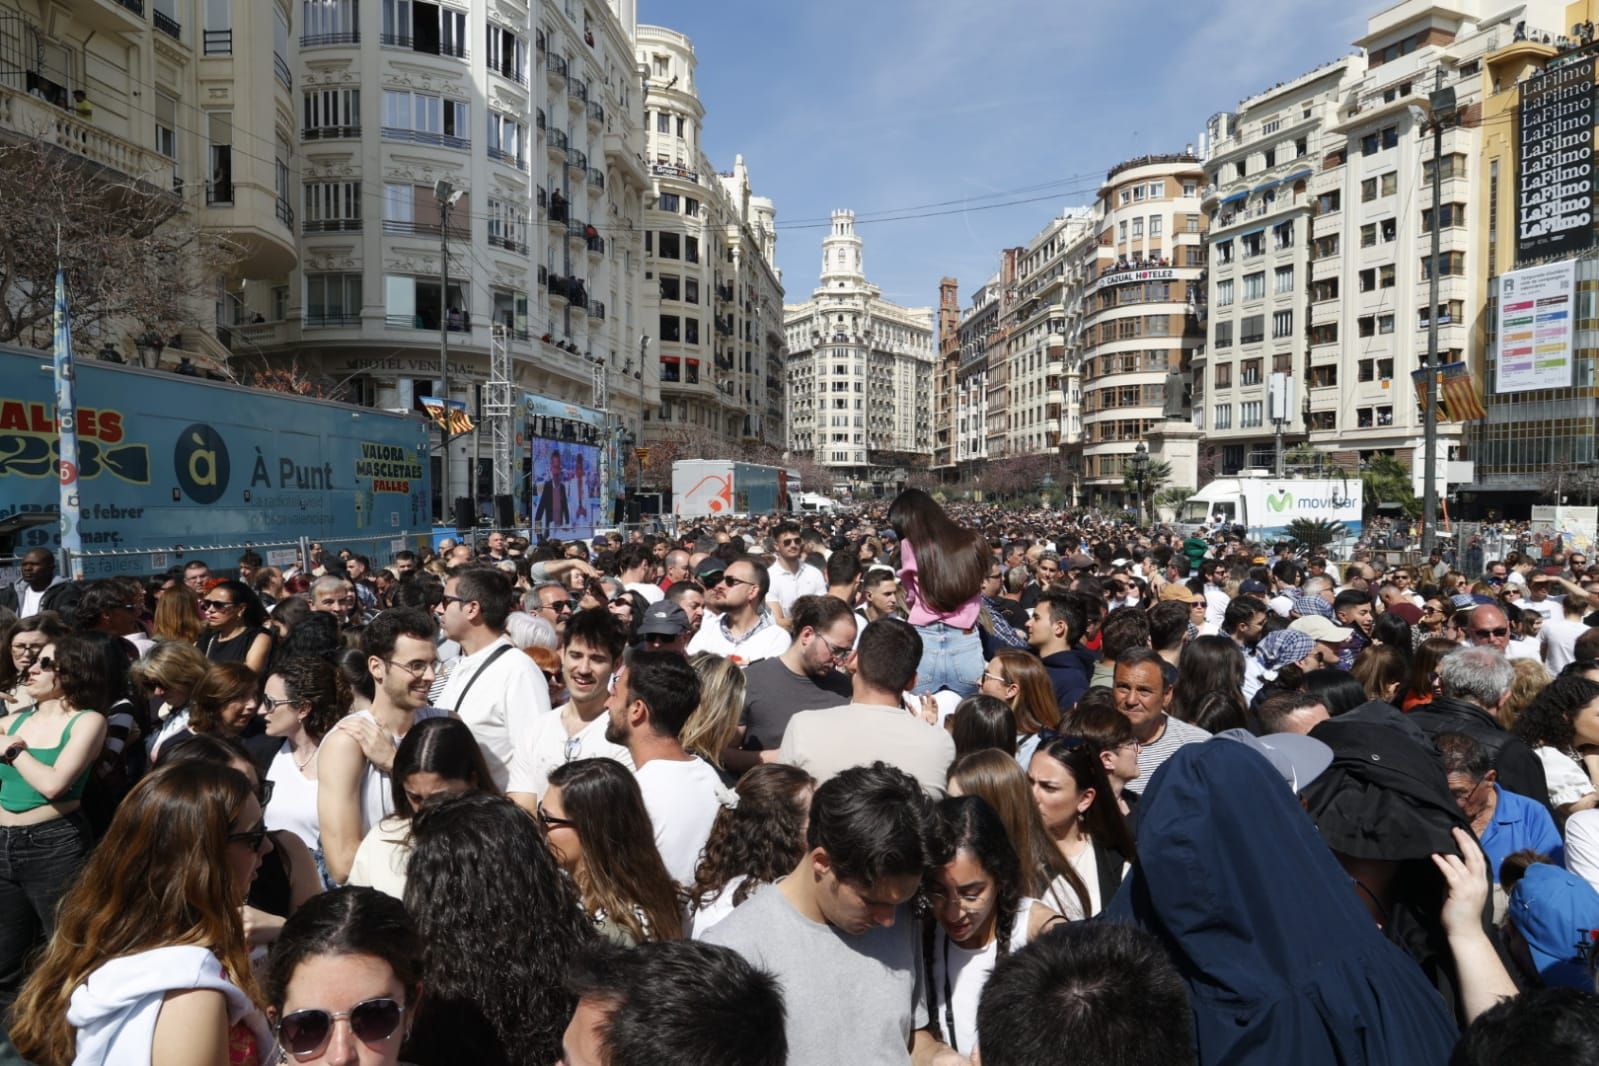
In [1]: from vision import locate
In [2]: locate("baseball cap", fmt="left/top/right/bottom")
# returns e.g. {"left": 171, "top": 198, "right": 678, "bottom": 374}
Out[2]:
{"left": 1238, "top": 579, "right": 1269, "bottom": 596}
{"left": 1289, "top": 616, "right": 1354, "bottom": 644}
{"left": 1450, "top": 593, "right": 1478, "bottom": 610}
{"left": 1509, "top": 863, "right": 1599, "bottom": 989}
{"left": 1158, "top": 583, "right": 1200, "bottom": 604}
{"left": 1214, "top": 728, "right": 1333, "bottom": 793}
{"left": 1258, "top": 629, "right": 1315, "bottom": 672}
{"left": 695, "top": 558, "right": 727, "bottom": 582}
{"left": 638, "top": 601, "right": 689, "bottom": 637}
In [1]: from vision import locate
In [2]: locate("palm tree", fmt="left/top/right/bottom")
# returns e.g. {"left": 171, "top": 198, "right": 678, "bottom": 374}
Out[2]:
{"left": 1123, "top": 459, "right": 1172, "bottom": 521}
{"left": 1359, "top": 454, "right": 1420, "bottom": 518}
{"left": 1285, "top": 517, "right": 1347, "bottom": 554}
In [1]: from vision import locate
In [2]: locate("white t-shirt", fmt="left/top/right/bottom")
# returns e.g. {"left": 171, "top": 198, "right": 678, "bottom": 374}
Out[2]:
{"left": 633, "top": 756, "right": 728, "bottom": 886}
{"left": 508, "top": 704, "right": 634, "bottom": 797}
{"left": 767, "top": 561, "right": 827, "bottom": 614}
{"left": 1537, "top": 745, "right": 1596, "bottom": 808}
{"left": 264, "top": 743, "right": 321, "bottom": 854}
{"left": 347, "top": 816, "right": 412, "bottom": 900}
{"left": 685, "top": 612, "right": 792, "bottom": 665}
{"left": 688, "top": 873, "right": 748, "bottom": 940}
{"left": 624, "top": 581, "right": 665, "bottom": 605}
{"left": 930, "top": 897, "right": 1042, "bottom": 1055}
{"left": 436, "top": 635, "right": 552, "bottom": 790}
{"left": 1507, "top": 637, "right": 1542, "bottom": 662}
{"left": 1543, "top": 616, "right": 1591, "bottom": 673}
{"left": 1522, "top": 598, "right": 1558, "bottom": 623}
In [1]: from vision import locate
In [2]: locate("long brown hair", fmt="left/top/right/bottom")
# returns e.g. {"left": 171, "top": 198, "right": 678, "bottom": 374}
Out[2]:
{"left": 547, "top": 758, "right": 683, "bottom": 941}
{"left": 991, "top": 649, "right": 1062, "bottom": 735}
{"left": 689, "top": 763, "right": 813, "bottom": 913}
{"left": 152, "top": 584, "right": 203, "bottom": 644}
{"left": 888, "top": 489, "right": 990, "bottom": 614}
{"left": 947, "top": 749, "right": 1090, "bottom": 919}
{"left": 11, "top": 761, "right": 259, "bottom": 1065}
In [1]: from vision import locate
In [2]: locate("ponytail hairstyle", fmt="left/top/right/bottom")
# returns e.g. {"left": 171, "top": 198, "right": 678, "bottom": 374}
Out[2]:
{"left": 269, "top": 655, "right": 352, "bottom": 742}
{"left": 921, "top": 795, "right": 1024, "bottom": 1049}
{"left": 887, "top": 489, "right": 991, "bottom": 614}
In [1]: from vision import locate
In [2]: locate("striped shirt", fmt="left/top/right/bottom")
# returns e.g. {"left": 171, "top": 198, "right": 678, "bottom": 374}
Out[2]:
{"left": 1125, "top": 715, "right": 1211, "bottom": 794}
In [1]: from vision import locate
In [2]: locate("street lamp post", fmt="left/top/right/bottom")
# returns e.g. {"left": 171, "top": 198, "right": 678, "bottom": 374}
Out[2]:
{"left": 435, "top": 179, "right": 463, "bottom": 523}
{"left": 1131, "top": 442, "right": 1149, "bottom": 526}
{"left": 1421, "top": 79, "right": 1456, "bottom": 557}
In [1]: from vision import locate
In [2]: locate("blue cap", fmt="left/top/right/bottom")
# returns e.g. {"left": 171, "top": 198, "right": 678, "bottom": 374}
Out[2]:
{"left": 1258, "top": 629, "right": 1315, "bottom": 671}
{"left": 1509, "top": 863, "right": 1599, "bottom": 989}
{"left": 1450, "top": 593, "right": 1478, "bottom": 610}
{"left": 1239, "top": 579, "right": 1270, "bottom": 596}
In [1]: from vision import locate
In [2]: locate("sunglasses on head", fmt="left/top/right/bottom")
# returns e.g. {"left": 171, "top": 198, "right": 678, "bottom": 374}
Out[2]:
{"left": 276, "top": 997, "right": 406, "bottom": 1059}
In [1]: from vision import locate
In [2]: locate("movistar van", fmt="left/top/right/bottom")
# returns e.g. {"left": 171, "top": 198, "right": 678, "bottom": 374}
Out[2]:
{"left": 1175, "top": 473, "right": 1363, "bottom": 540}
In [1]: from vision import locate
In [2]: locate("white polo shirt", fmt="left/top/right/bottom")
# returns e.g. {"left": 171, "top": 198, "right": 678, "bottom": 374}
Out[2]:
{"left": 686, "top": 610, "right": 791, "bottom": 665}
{"left": 767, "top": 560, "right": 827, "bottom": 614}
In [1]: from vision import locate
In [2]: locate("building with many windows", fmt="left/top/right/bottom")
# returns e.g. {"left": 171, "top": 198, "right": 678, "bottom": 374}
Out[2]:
{"left": 932, "top": 276, "right": 960, "bottom": 477}
{"left": 1004, "top": 208, "right": 1095, "bottom": 459}
{"left": 635, "top": 25, "right": 785, "bottom": 457}
{"left": 1199, "top": 55, "right": 1362, "bottom": 476}
{"left": 785, "top": 210, "right": 934, "bottom": 494}
{"left": 954, "top": 272, "right": 1003, "bottom": 480}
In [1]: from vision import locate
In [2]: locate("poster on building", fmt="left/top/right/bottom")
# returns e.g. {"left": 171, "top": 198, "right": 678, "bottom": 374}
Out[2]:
{"left": 1497, "top": 260, "right": 1577, "bottom": 393}
{"left": 1516, "top": 57, "right": 1597, "bottom": 263}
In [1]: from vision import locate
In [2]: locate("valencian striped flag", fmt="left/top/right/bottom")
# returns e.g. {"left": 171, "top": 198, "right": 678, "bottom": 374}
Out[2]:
{"left": 1411, "top": 361, "right": 1488, "bottom": 422}
{"left": 53, "top": 269, "right": 84, "bottom": 578}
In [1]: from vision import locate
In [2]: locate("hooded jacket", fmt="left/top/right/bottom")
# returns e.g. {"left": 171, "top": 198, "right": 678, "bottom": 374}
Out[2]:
{"left": 66, "top": 945, "right": 269, "bottom": 1065}
{"left": 1104, "top": 740, "right": 1459, "bottom": 1066}
{"left": 1406, "top": 695, "right": 1550, "bottom": 806}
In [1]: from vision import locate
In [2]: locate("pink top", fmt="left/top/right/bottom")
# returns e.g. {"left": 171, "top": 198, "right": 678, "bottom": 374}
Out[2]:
{"left": 898, "top": 539, "right": 982, "bottom": 630}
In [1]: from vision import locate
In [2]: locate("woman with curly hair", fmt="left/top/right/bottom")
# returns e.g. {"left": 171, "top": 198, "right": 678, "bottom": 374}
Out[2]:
{"left": 9, "top": 760, "right": 271, "bottom": 1066}
{"left": 978, "top": 649, "right": 1060, "bottom": 768}
{"left": 921, "top": 795, "right": 1063, "bottom": 1056}
{"left": 260, "top": 656, "right": 353, "bottom": 855}
{"left": 947, "top": 749, "right": 1091, "bottom": 920}
{"left": 1500, "top": 657, "right": 1554, "bottom": 732}
{"left": 543, "top": 757, "right": 682, "bottom": 943}
{"left": 0, "top": 614, "right": 67, "bottom": 714}
{"left": 403, "top": 791, "right": 593, "bottom": 1066}
{"left": 686, "top": 763, "right": 814, "bottom": 938}
{"left": 680, "top": 652, "right": 746, "bottom": 782}
{"left": 1512, "top": 674, "right": 1599, "bottom": 815}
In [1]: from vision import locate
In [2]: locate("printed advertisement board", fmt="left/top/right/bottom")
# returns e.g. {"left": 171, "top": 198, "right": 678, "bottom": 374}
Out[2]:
{"left": 1517, "top": 57, "right": 1596, "bottom": 262}
{"left": 1498, "top": 260, "right": 1577, "bottom": 393}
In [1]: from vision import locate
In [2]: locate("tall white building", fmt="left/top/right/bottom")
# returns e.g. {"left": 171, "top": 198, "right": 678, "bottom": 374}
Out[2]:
{"left": 636, "top": 25, "right": 785, "bottom": 457}
{"left": 1198, "top": 55, "right": 1363, "bottom": 476}
{"left": 785, "top": 210, "right": 934, "bottom": 494}
{"left": 1005, "top": 208, "right": 1095, "bottom": 457}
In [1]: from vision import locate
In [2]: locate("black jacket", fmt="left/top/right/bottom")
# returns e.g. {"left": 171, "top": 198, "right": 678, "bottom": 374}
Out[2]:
{"left": 0, "top": 579, "right": 71, "bottom": 617}
{"left": 1039, "top": 650, "right": 1089, "bottom": 714}
{"left": 1407, "top": 695, "right": 1550, "bottom": 807}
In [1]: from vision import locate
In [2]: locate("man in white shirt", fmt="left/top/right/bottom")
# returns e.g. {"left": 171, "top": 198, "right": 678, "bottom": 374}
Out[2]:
{"left": 767, "top": 520, "right": 826, "bottom": 620}
{"left": 1522, "top": 574, "right": 1560, "bottom": 623}
{"left": 687, "top": 558, "right": 791, "bottom": 665}
{"left": 1543, "top": 589, "right": 1593, "bottom": 673}
{"left": 607, "top": 650, "right": 728, "bottom": 885}
{"left": 617, "top": 544, "right": 664, "bottom": 605}
{"left": 507, "top": 606, "right": 633, "bottom": 813}
{"left": 435, "top": 567, "right": 551, "bottom": 790}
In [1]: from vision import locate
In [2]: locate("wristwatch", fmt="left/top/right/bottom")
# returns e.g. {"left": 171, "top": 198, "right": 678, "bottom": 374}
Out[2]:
{"left": 2, "top": 740, "right": 26, "bottom": 764}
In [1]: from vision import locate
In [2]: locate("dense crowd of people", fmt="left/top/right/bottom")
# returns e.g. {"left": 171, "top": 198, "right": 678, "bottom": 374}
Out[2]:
{"left": 4, "top": 491, "right": 1599, "bottom": 1064}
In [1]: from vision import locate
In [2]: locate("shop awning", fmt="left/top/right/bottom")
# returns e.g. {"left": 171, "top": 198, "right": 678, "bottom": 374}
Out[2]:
{"left": 1220, "top": 190, "right": 1248, "bottom": 204}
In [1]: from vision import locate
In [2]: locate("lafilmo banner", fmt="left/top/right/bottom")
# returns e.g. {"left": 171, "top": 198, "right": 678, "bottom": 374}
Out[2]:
{"left": 1517, "top": 57, "right": 1596, "bottom": 263}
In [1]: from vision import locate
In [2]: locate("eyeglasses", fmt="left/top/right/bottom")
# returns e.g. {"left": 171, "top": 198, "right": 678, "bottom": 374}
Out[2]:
{"left": 227, "top": 823, "right": 269, "bottom": 851}
{"left": 778, "top": 537, "right": 801, "bottom": 547}
{"left": 537, "top": 804, "right": 575, "bottom": 830}
{"left": 9, "top": 642, "right": 46, "bottom": 659}
{"left": 719, "top": 575, "right": 754, "bottom": 589}
{"left": 981, "top": 670, "right": 1010, "bottom": 687}
{"left": 540, "top": 600, "right": 573, "bottom": 613}
{"left": 814, "top": 632, "right": 852, "bottom": 663}
{"left": 440, "top": 594, "right": 469, "bottom": 607}
{"left": 260, "top": 695, "right": 302, "bottom": 712}
{"left": 276, "top": 997, "right": 406, "bottom": 1060}
{"left": 541, "top": 668, "right": 563, "bottom": 685}
{"left": 1472, "top": 627, "right": 1510, "bottom": 639}
{"left": 384, "top": 659, "right": 437, "bottom": 678}
{"left": 31, "top": 656, "right": 57, "bottom": 673}
{"left": 199, "top": 599, "right": 237, "bottom": 612}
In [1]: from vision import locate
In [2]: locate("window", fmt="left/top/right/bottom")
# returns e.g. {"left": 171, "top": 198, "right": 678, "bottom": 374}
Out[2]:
{"left": 1380, "top": 218, "right": 1396, "bottom": 242}
{"left": 1311, "top": 277, "right": 1339, "bottom": 301}
{"left": 1422, "top": 203, "right": 1466, "bottom": 231}
{"left": 486, "top": 22, "right": 525, "bottom": 81}
{"left": 303, "top": 0, "right": 358, "bottom": 44}
{"left": 659, "top": 314, "right": 680, "bottom": 342}
{"left": 206, "top": 112, "right": 232, "bottom": 203}
{"left": 1361, "top": 177, "right": 1377, "bottom": 202}
{"left": 1118, "top": 221, "right": 1128, "bottom": 241}
{"left": 1361, "top": 223, "right": 1377, "bottom": 247}
{"left": 383, "top": 276, "right": 465, "bottom": 329}
{"left": 1213, "top": 403, "right": 1233, "bottom": 429}
{"left": 382, "top": 0, "right": 467, "bottom": 58}
{"left": 1214, "top": 321, "right": 1234, "bottom": 349}
{"left": 684, "top": 318, "right": 699, "bottom": 344}
{"left": 685, "top": 197, "right": 700, "bottom": 217}
{"left": 1131, "top": 218, "right": 1144, "bottom": 238}
{"left": 1272, "top": 310, "right": 1293, "bottom": 338}
{"left": 205, "top": 0, "right": 232, "bottom": 51}
{"left": 659, "top": 275, "right": 680, "bottom": 301}
{"left": 274, "top": 9, "right": 290, "bottom": 85}
{"left": 1149, "top": 216, "right": 1163, "bottom": 237}
{"left": 1313, "top": 235, "right": 1339, "bottom": 259}
{"left": 486, "top": 112, "right": 525, "bottom": 166}
{"left": 1241, "top": 400, "right": 1263, "bottom": 427}
{"left": 684, "top": 278, "right": 699, "bottom": 304}
{"left": 1242, "top": 273, "right": 1265, "bottom": 301}
{"left": 303, "top": 181, "right": 361, "bottom": 232}
{"left": 1215, "top": 240, "right": 1233, "bottom": 265}
{"left": 1317, "top": 191, "right": 1341, "bottom": 213}
{"left": 1383, "top": 126, "right": 1398, "bottom": 149}
{"left": 382, "top": 183, "right": 413, "bottom": 230}
{"left": 155, "top": 92, "right": 178, "bottom": 160}
{"left": 1419, "top": 300, "right": 1465, "bottom": 328}
{"left": 659, "top": 192, "right": 680, "bottom": 212}
{"left": 1273, "top": 222, "right": 1293, "bottom": 249}
{"left": 1241, "top": 233, "right": 1263, "bottom": 258}
{"left": 486, "top": 198, "right": 527, "bottom": 251}
{"left": 1240, "top": 315, "right": 1264, "bottom": 345}
{"left": 1359, "top": 268, "right": 1376, "bottom": 292}
{"left": 1216, "top": 279, "right": 1234, "bottom": 306}
{"left": 685, "top": 237, "right": 699, "bottom": 263}
{"left": 304, "top": 273, "right": 362, "bottom": 326}
{"left": 1378, "top": 313, "right": 1394, "bottom": 334}
{"left": 382, "top": 90, "right": 468, "bottom": 148}
{"left": 1183, "top": 181, "right": 1198, "bottom": 196}
{"left": 1275, "top": 266, "right": 1294, "bottom": 294}
{"left": 1358, "top": 315, "right": 1375, "bottom": 338}
{"left": 656, "top": 112, "right": 671, "bottom": 134}
{"left": 1187, "top": 213, "right": 1201, "bottom": 233}
{"left": 1423, "top": 153, "right": 1470, "bottom": 182}
{"left": 1380, "top": 171, "right": 1398, "bottom": 196}
{"left": 1215, "top": 362, "right": 1232, "bottom": 387}
{"left": 658, "top": 232, "right": 680, "bottom": 259}
{"left": 304, "top": 88, "right": 360, "bottom": 137}
{"left": 1379, "top": 264, "right": 1395, "bottom": 288}
{"left": 1242, "top": 358, "right": 1263, "bottom": 386}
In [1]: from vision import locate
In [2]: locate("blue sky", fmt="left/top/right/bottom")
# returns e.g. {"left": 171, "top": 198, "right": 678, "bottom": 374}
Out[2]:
{"left": 639, "top": 0, "right": 1372, "bottom": 310}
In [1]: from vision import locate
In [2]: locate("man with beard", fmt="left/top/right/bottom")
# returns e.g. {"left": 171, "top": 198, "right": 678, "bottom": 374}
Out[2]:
{"left": 507, "top": 607, "right": 632, "bottom": 814}
{"left": 318, "top": 608, "right": 447, "bottom": 883}
{"left": 608, "top": 650, "right": 728, "bottom": 885}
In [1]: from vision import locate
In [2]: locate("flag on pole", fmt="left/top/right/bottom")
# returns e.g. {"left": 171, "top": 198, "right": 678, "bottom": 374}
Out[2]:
{"left": 53, "top": 269, "right": 84, "bottom": 579}
{"left": 1411, "top": 361, "right": 1488, "bottom": 422}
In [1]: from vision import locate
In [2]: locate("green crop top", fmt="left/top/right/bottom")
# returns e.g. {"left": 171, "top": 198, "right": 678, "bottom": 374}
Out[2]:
{"left": 0, "top": 710, "right": 92, "bottom": 813}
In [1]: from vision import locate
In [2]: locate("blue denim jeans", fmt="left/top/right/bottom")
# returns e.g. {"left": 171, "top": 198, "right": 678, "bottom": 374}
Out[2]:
{"left": 0, "top": 813, "right": 92, "bottom": 1015}
{"left": 912, "top": 622, "right": 984, "bottom": 697}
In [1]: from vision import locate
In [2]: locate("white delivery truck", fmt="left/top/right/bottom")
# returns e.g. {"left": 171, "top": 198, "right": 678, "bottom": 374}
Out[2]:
{"left": 671, "top": 460, "right": 793, "bottom": 519}
{"left": 1175, "top": 473, "right": 1363, "bottom": 540}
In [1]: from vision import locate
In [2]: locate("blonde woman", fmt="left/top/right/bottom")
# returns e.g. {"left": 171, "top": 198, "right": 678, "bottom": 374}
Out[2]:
{"left": 131, "top": 641, "right": 213, "bottom": 759}
{"left": 1500, "top": 657, "right": 1553, "bottom": 732}
{"left": 683, "top": 652, "right": 746, "bottom": 786}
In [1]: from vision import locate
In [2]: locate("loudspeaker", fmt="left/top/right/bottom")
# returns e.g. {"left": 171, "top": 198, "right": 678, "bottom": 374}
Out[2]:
{"left": 453, "top": 496, "right": 475, "bottom": 531}
{"left": 494, "top": 494, "right": 514, "bottom": 529}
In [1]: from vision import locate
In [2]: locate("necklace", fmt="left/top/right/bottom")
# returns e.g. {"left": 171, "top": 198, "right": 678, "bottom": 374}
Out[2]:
{"left": 292, "top": 743, "right": 318, "bottom": 772}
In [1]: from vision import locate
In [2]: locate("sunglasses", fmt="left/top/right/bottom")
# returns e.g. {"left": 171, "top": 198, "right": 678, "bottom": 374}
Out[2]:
{"left": 199, "top": 599, "right": 237, "bottom": 612}
{"left": 719, "top": 575, "right": 754, "bottom": 589}
{"left": 227, "top": 823, "right": 269, "bottom": 851}
{"left": 1472, "top": 627, "right": 1509, "bottom": 638}
{"left": 276, "top": 997, "right": 406, "bottom": 1059}
{"left": 537, "top": 804, "right": 575, "bottom": 830}
{"left": 541, "top": 600, "right": 573, "bottom": 613}
{"left": 31, "top": 656, "right": 57, "bottom": 673}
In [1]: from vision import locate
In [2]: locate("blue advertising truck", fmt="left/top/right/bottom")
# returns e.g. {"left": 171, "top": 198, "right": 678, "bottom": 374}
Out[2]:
{"left": 0, "top": 345, "right": 433, "bottom": 576}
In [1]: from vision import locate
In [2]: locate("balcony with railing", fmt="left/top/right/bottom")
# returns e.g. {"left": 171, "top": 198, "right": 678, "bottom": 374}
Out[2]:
{"left": 588, "top": 101, "right": 604, "bottom": 127}
{"left": 586, "top": 234, "right": 605, "bottom": 254}
{"left": 302, "top": 31, "right": 360, "bottom": 47}
{"left": 535, "top": 109, "right": 545, "bottom": 131}
{"left": 569, "top": 78, "right": 588, "bottom": 104}
{"left": 303, "top": 312, "right": 361, "bottom": 329}
{"left": 0, "top": 84, "right": 174, "bottom": 183}
{"left": 275, "top": 198, "right": 294, "bottom": 230}
{"left": 547, "top": 128, "right": 568, "bottom": 151}
{"left": 587, "top": 168, "right": 604, "bottom": 192}
{"left": 79, "top": 0, "right": 145, "bottom": 31}
{"left": 273, "top": 54, "right": 292, "bottom": 89}
{"left": 153, "top": 9, "right": 181, "bottom": 39}
{"left": 546, "top": 53, "right": 567, "bottom": 81}
{"left": 590, "top": 300, "right": 605, "bottom": 320}
{"left": 302, "top": 216, "right": 361, "bottom": 234}
{"left": 203, "top": 30, "right": 232, "bottom": 55}
{"left": 380, "top": 33, "right": 467, "bottom": 60}
{"left": 488, "top": 232, "right": 528, "bottom": 254}
{"left": 487, "top": 144, "right": 525, "bottom": 169}
{"left": 386, "top": 311, "right": 472, "bottom": 331}
{"left": 302, "top": 123, "right": 360, "bottom": 141}
{"left": 567, "top": 148, "right": 588, "bottom": 171}
{"left": 205, "top": 179, "right": 233, "bottom": 205}
{"left": 381, "top": 127, "right": 469, "bottom": 151}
